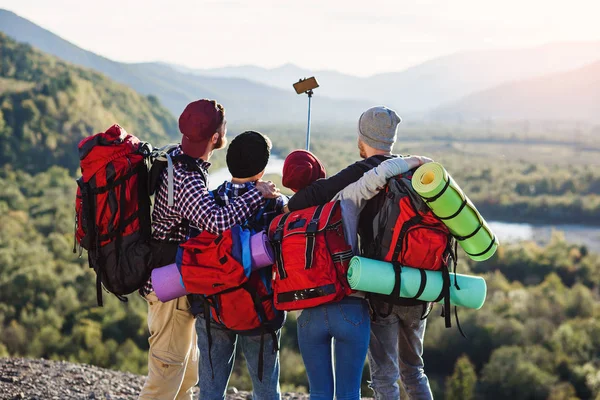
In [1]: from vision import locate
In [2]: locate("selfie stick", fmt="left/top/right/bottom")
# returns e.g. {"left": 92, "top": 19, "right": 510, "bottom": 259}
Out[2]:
{"left": 305, "top": 90, "right": 313, "bottom": 151}
{"left": 293, "top": 77, "right": 319, "bottom": 152}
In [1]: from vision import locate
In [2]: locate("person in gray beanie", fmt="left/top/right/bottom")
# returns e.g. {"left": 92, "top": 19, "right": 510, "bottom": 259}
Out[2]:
{"left": 285, "top": 105, "right": 434, "bottom": 399}
{"left": 358, "top": 106, "right": 402, "bottom": 154}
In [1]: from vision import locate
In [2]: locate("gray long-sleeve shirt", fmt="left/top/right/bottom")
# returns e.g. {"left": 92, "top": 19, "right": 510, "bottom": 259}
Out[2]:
{"left": 333, "top": 157, "right": 411, "bottom": 253}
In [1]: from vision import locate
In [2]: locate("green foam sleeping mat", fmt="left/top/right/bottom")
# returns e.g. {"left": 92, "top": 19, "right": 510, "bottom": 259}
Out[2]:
{"left": 412, "top": 162, "right": 498, "bottom": 261}
{"left": 347, "top": 256, "right": 486, "bottom": 309}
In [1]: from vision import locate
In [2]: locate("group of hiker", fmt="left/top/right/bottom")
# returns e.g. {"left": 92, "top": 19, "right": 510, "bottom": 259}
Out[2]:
{"left": 132, "top": 98, "right": 435, "bottom": 400}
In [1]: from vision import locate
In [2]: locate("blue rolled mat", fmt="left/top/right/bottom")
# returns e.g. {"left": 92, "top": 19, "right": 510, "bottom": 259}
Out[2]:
{"left": 347, "top": 256, "right": 486, "bottom": 309}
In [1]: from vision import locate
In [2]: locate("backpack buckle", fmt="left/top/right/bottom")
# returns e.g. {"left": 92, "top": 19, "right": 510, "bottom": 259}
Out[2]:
{"left": 306, "top": 219, "right": 319, "bottom": 235}
{"left": 273, "top": 229, "right": 283, "bottom": 242}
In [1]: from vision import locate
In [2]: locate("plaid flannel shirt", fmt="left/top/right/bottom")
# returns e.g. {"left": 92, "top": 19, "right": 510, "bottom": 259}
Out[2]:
{"left": 211, "top": 181, "right": 288, "bottom": 231}
{"left": 141, "top": 146, "right": 264, "bottom": 296}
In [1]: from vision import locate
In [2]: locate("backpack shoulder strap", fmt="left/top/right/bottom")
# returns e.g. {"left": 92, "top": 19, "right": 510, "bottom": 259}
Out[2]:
{"left": 149, "top": 147, "right": 208, "bottom": 207}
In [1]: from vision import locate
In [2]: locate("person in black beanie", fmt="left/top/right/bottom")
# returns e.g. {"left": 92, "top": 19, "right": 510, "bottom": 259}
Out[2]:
{"left": 196, "top": 131, "right": 288, "bottom": 398}
{"left": 212, "top": 130, "right": 286, "bottom": 231}
{"left": 226, "top": 130, "right": 272, "bottom": 179}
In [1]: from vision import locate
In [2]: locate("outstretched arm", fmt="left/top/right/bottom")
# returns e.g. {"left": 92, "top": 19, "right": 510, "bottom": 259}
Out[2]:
{"left": 336, "top": 156, "right": 432, "bottom": 252}
{"left": 178, "top": 175, "right": 265, "bottom": 234}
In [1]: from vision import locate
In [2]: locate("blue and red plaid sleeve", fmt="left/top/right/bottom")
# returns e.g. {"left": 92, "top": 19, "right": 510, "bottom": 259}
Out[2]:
{"left": 177, "top": 174, "right": 264, "bottom": 234}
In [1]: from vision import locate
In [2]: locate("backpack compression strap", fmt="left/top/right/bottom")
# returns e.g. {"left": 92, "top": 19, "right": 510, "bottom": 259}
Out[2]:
{"left": 379, "top": 262, "right": 403, "bottom": 318}
{"left": 304, "top": 205, "right": 325, "bottom": 270}
{"left": 272, "top": 213, "right": 291, "bottom": 280}
{"left": 242, "top": 282, "right": 279, "bottom": 383}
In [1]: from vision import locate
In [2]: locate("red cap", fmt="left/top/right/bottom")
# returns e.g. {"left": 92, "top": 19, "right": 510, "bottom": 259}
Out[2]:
{"left": 179, "top": 99, "right": 224, "bottom": 158}
{"left": 282, "top": 150, "right": 326, "bottom": 192}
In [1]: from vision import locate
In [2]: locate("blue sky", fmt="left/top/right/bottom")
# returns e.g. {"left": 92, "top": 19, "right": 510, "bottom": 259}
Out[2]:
{"left": 0, "top": 0, "right": 598, "bottom": 76}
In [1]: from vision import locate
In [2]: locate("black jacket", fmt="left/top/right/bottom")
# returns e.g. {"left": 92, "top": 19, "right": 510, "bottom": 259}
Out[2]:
{"left": 287, "top": 155, "right": 394, "bottom": 211}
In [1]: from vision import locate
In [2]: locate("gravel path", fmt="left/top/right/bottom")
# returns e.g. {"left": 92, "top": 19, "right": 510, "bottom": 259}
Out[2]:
{"left": 0, "top": 358, "right": 311, "bottom": 400}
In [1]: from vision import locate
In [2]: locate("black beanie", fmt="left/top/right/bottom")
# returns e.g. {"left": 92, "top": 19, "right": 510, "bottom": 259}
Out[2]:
{"left": 226, "top": 131, "right": 271, "bottom": 178}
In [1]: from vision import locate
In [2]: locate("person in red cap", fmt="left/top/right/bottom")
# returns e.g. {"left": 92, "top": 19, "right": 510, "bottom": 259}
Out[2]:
{"left": 138, "top": 99, "right": 279, "bottom": 400}
{"left": 285, "top": 106, "right": 436, "bottom": 400}
{"left": 280, "top": 148, "right": 430, "bottom": 400}
{"left": 281, "top": 150, "right": 326, "bottom": 193}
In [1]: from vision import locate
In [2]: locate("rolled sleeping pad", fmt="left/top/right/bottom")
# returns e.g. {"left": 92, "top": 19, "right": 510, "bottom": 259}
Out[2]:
{"left": 347, "top": 256, "right": 486, "bottom": 309}
{"left": 250, "top": 231, "right": 275, "bottom": 270}
{"left": 412, "top": 162, "right": 498, "bottom": 261}
{"left": 154, "top": 232, "right": 273, "bottom": 302}
{"left": 151, "top": 263, "right": 190, "bottom": 302}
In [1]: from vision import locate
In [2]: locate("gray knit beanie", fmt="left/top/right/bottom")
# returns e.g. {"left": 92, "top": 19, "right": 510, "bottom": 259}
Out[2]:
{"left": 358, "top": 106, "right": 401, "bottom": 152}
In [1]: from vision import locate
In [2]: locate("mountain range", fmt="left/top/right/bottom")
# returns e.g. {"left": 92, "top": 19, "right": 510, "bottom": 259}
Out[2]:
{"left": 0, "top": 32, "right": 176, "bottom": 173}
{"left": 432, "top": 60, "right": 600, "bottom": 123}
{"left": 177, "top": 42, "right": 600, "bottom": 116}
{"left": 1, "top": 8, "right": 600, "bottom": 124}
{"left": 0, "top": 9, "right": 369, "bottom": 124}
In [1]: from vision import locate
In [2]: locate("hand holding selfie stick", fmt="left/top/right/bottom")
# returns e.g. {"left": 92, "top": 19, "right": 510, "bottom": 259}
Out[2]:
{"left": 293, "top": 77, "right": 319, "bottom": 151}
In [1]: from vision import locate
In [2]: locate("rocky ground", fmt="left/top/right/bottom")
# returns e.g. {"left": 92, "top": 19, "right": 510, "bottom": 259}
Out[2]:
{"left": 0, "top": 358, "right": 311, "bottom": 400}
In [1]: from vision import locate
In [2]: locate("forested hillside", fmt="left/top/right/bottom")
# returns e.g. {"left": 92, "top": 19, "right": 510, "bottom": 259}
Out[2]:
{"left": 0, "top": 32, "right": 177, "bottom": 173}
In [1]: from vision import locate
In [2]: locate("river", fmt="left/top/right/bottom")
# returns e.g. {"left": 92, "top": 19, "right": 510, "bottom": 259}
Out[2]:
{"left": 207, "top": 156, "right": 600, "bottom": 253}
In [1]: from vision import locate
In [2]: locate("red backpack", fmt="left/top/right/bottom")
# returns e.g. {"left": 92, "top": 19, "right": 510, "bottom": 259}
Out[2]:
{"left": 179, "top": 226, "right": 281, "bottom": 331}
{"left": 368, "top": 170, "right": 458, "bottom": 330}
{"left": 268, "top": 201, "right": 354, "bottom": 311}
{"left": 178, "top": 225, "right": 282, "bottom": 381}
{"left": 75, "top": 125, "right": 153, "bottom": 306}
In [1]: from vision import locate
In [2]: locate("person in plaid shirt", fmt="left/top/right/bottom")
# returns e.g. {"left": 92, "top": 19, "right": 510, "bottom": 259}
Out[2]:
{"left": 196, "top": 130, "right": 288, "bottom": 400}
{"left": 139, "top": 100, "right": 279, "bottom": 400}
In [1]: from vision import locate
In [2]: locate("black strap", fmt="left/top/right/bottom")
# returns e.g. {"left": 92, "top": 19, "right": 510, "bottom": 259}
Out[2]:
{"left": 421, "top": 176, "right": 451, "bottom": 203}
{"left": 96, "top": 274, "right": 103, "bottom": 307}
{"left": 437, "top": 266, "right": 451, "bottom": 329}
{"left": 90, "top": 167, "right": 139, "bottom": 194}
{"left": 204, "top": 301, "right": 215, "bottom": 380}
{"left": 84, "top": 177, "right": 103, "bottom": 307}
{"left": 276, "top": 284, "right": 337, "bottom": 304}
{"left": 391, "top": 216, "right": 422, "bottom": 262}
{"left": 98, "top": 211, "right": 140, "bottom": 241}
{"left": 464, "top": 235, "right": 497, "bottom": 258}
{"left": 437, "top": 198, "right": 468, "bottom": 221}
{"left": 454, "top": 223, "right": 483, "bottom": 241}
{"left": 331, "top": 250, "right": 354, "bottom": 263}
{"left": 272, "top": 213, "right": 291, "bottom": 280}
{"left": 242, "top": 282, "right": 280, "bottom": 382}
{"left": 452, "top": 240, "right": 460, "bottom": 290}
{"left": 109, "top": 179, "right": 127, "bottom": 304}
{"left": 390, "top": 262, "right": 403, "bottom": 300}
{"left": 136, "top": 162, "right": 152, "bottom": 240}
{"left": 413, "top": 269, "right": 427, "bottom": 300}
{"left": 304, "top": 205, "right": 325, "bottom": 270}
{"left": 367, "top": 294, "right": 378, "bottom": 322}
{"left": 379, "top": 263, "right": 402, "bottom": 318}
{"left": 455, "top": 306, "right": 467, "bottom": 338}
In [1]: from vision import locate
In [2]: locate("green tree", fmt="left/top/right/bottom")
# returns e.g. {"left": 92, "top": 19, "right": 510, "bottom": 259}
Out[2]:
{"left": 480, "top": 346, "right": 557, "bottom": 400}
{"left": 446, "top": 354, "right": 477, "bottom": 400}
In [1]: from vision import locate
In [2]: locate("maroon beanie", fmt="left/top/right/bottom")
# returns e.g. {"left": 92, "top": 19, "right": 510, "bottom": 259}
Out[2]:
{"left": 179, "top": 99, "right": 224, "bottom": 158}
{"left": 282, "top": 150, "right": 326, "bottom": 192}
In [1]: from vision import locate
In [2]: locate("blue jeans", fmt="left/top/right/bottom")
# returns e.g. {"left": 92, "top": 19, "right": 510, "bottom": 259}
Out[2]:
{"left": 297, "top": 297, "right": 371, "bottom": 400}
{"left": 367, "top": 303, "right": 432, "bottom": 400}
{"left": 196, "top": 315, "right": 281, "bottom": 400}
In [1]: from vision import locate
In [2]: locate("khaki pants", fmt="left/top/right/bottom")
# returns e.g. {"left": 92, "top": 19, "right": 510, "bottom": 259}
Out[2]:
{"left": 139, "top": 292, "right": 199, "bottom": 400}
